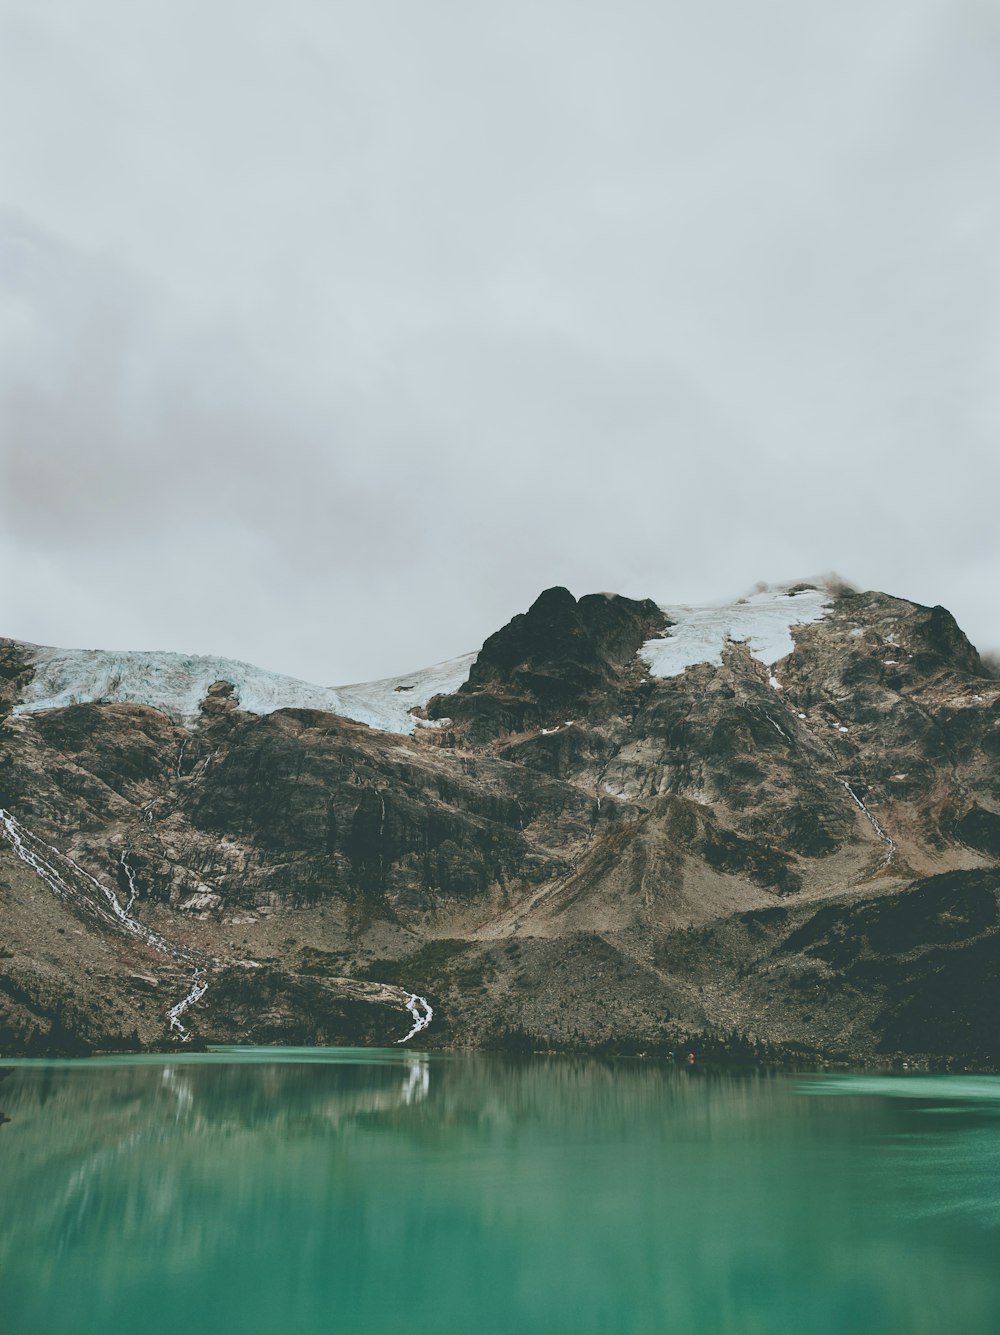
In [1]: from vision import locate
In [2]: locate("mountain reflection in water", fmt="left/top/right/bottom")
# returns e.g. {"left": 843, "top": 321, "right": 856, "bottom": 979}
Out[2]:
{"left": 2, "top": 1053, "right": 1000, "bottom": 1335}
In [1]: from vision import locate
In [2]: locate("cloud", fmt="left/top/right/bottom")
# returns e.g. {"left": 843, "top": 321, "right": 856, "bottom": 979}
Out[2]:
{"left": 1, "top": 1, "right": 999, "bottom": 678}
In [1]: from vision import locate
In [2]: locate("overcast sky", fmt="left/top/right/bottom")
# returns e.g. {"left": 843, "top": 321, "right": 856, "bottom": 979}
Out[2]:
{"left": 1, "top": 1, "right": 998, "bottom": 684}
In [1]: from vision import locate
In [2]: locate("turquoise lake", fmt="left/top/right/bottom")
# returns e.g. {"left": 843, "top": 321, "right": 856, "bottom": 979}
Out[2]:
{"left": 2, "top": 1050, "right": 999, "bottom": 1334}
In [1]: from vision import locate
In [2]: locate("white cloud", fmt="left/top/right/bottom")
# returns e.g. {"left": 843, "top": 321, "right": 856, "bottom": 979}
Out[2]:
{"left": 1, "top": 0, "right": 998, "bottom": 678}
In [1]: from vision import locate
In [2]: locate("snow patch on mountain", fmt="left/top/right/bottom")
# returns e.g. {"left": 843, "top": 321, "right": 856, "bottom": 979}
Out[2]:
{"left": 640, "top": 585, "right": 832, "bottom": 679}
{"left": 12, "top": 580, "right": 834, "bottom": 733}
{"left": 14, "top": 645, "right": 477, "bottom": 736}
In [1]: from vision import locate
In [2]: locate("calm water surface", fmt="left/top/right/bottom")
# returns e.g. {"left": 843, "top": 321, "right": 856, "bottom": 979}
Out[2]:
{"left": 1, "top": 1050, "right": 999, "bottom": 1334}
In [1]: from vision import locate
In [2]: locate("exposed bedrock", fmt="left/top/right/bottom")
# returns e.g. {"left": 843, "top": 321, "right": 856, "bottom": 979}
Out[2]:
{"left": 2, "top": 580, "right": 999, "bottom": 1061}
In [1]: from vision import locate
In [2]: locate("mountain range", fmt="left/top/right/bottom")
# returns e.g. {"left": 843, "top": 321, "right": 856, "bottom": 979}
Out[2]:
{"left": 2, "top": 577, "right": 998, "bottom": 1064}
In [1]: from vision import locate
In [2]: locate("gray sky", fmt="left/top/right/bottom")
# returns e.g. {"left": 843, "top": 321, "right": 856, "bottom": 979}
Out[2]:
{"left": 1, "top": 0, "right": 998, "bottom": 684}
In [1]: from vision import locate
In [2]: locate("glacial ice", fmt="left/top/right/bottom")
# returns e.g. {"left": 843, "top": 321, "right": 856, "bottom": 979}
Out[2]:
{"left": 639, "top": 585, "right": 832, "bottom": 679}
{"left": 12, "top": 582, "right": 833, "bottom": 738}
{"left": 14, "top": 644, "right": 478, "bottom": 736}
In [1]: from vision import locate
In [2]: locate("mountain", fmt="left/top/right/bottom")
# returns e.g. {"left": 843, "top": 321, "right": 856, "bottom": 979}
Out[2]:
{"left": 2, "top": 578, "right": 999, "bottom": 1064}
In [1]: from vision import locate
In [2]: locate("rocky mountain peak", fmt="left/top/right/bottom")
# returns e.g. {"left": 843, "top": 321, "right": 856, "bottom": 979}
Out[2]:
{"left": 2, "top": 579, "right": 999, "bottom": 1064}
{"left": 913, "top": 603, "right": 987, "bottom": 677}
{"left": 469, "top": 585, "right": 667, "bottom": 683}
{"left": 427, "top": 587, "right": 666, "bottom": 741}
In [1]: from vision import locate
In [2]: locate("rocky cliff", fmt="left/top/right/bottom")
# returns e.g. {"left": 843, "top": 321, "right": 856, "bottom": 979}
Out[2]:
{"left": 2, "top": 579, "right": 998, "bottom": 1064}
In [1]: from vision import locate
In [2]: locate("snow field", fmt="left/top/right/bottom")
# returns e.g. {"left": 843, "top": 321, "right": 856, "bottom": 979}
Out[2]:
{"left": 640, "top": 585, "right": 832, "bottom": 679}
{"left": 14, "top": 644, "right": 477, "bottom": 736}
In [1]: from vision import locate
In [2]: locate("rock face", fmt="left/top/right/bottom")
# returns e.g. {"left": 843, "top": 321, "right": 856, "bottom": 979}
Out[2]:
{"left": 1, "top": 580, "right": 999, "bottom": 1064}
{"left": 430, "top": 587, "right": 667, "bottom": 741}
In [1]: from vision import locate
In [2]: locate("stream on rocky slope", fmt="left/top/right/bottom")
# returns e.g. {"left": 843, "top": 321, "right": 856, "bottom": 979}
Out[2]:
{"left": 2, "top": 1052, "right": 1000, "bottom": 1334}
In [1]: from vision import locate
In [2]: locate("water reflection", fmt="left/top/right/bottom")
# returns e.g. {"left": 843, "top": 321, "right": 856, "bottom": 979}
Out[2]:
{"left": 401, "top": 1056, "right": 430, "bottom": 1105}
{"left": 1, "top": 1056, "right": 1000, "bottom": 1335}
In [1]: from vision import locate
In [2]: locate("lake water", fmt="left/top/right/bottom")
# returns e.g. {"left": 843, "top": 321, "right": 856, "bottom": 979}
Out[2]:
{"left": 2, "top": 1050, "right": 999, "bottom": 1334}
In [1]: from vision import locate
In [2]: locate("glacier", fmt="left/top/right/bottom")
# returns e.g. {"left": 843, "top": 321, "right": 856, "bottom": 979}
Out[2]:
{"left": 11, "top": 582, "right": 833, "bottom": 737}
{"left": 640, "top": 584, "right": 832, "bottom": 679}
{"left": 14, "top": 644, "right": 477, "bottom": 736}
